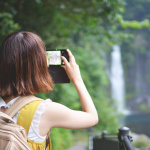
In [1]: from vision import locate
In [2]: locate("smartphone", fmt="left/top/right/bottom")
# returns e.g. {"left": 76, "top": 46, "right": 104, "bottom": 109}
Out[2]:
{"left": 46, "top": 49, "right": 70, "bottom": 83}
{"left": 46, "top": 49, "right": 69, "bottom": 66}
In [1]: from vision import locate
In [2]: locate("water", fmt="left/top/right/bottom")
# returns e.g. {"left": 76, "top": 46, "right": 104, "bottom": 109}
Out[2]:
{"left": 110, "top": 45, "right": 128, "bottom": 114}
{"left": 124, "top": 113, "right": 150, "bottom": 137}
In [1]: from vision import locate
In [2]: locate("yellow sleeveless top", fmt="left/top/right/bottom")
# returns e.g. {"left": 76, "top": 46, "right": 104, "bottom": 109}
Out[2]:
{"left": 17, "top": 100, "right": 51, "bottom": 150}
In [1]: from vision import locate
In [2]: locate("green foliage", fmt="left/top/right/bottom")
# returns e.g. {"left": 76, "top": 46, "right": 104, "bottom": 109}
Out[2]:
{"left": 117, "top": 14, "right": 150, "bottom": 29}
{"left": 95, "top": 97, "right": 119, "bottom": 133}
{"left": 50, "top": 128, "right": 72, "bottom": 150}
{"left": 71, "top": 130, "right": 89, "bottom": 145}
{"left": 0, "top": 12, "right": 20, "bottom": 42}
{"left": 121, "top": 19, "right": 149, "bottom": 29}
{"left": 132, "top": 136, "right": 149, "bottom": 148}
{"left": 139, "top": 104, "right": 150, "bottom": 113}
{"left": 133, "top": 141, "right": 149, "bottom": 148}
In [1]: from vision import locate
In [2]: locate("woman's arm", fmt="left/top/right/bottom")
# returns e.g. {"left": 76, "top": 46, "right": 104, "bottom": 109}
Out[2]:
{"left": 61, "top": 49, "right": 98, "bottom": 121}
{"left": 39, "top": 50, "right": 98, "bottom": 136}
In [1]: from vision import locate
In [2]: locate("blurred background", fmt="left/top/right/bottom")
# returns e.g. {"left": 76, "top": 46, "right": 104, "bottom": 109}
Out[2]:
{"left": 1, "top": 0, "right": 150, "bottom": 149}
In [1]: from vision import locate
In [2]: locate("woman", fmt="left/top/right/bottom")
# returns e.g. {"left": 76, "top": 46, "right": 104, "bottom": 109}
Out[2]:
{"left": 0, "top": 31, "right": 98, "bottom": 149}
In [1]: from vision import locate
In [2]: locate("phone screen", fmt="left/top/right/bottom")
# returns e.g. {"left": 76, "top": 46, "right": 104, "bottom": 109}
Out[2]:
{"left": 46, "top": 51, "right": 61, "bottom": 65}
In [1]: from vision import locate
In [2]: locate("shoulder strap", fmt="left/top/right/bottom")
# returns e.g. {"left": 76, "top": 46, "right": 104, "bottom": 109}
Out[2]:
{"left": 46, "top": 135, "right": 52, "bottom": 150}
{"left": 0, "top": 112, "right": 15, "bottom": 123}
{"left": 5, "top": 95, "right": 42, "bottom": 117}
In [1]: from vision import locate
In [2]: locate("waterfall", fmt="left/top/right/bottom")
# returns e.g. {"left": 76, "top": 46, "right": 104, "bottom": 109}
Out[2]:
{"left": 110, "top": 45, "right": 127, "bottom": 114}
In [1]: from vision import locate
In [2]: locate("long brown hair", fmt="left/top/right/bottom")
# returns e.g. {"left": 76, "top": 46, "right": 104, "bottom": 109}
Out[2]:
{"left": 0, "top": 31, "right": 53, "bottom": 96}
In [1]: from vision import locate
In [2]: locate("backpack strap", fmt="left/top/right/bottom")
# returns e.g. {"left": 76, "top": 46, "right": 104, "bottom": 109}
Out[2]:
{"left": 0, "top": 111, "right": 15, "bottom": 124}
{"left": 5, "top": 95, "right": 43, "bottom": 118}
{"left": 5, "top": 95, "right": 51, "bottom": 149}
{"left": 17, "top": 100, "right": 43, "bottom": 135}
{"left": 45, "top": 135, "right": 51, "bottom": 150}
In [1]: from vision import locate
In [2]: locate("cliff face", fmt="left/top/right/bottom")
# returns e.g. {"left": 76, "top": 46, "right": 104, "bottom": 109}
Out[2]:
{"left": 121, "top": 33, "right": 150, "bottom": 113}
{"left": 121, "top": 0, "right": 150, "bottom": 113}
{"left": 125, "top": 53, "right": 150, "bottom": 113}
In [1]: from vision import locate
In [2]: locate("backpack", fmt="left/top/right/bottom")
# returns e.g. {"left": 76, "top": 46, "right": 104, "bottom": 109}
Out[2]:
{"left": 0, "top": 95, "right": 43, "bottom": 150}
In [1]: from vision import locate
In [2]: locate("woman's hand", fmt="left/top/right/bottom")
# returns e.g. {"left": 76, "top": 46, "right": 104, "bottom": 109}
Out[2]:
{"left": 61, "top": 49, "right": 82, "bottom": 83}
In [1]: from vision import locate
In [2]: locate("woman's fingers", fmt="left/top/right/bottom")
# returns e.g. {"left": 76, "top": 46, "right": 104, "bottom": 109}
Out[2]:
{"left": 61, "top": 50, "right": 81, "bottom": 82}
{"left": 67, "top": 49, "right": 75, "bottom": 63}
{"left": 61, "top": 56, "right": 68, "bottom": 65}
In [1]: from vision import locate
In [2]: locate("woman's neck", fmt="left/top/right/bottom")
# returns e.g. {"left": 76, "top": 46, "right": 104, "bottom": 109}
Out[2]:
{"left": 1, "top": 95, "right": 17, "bottom": 104}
